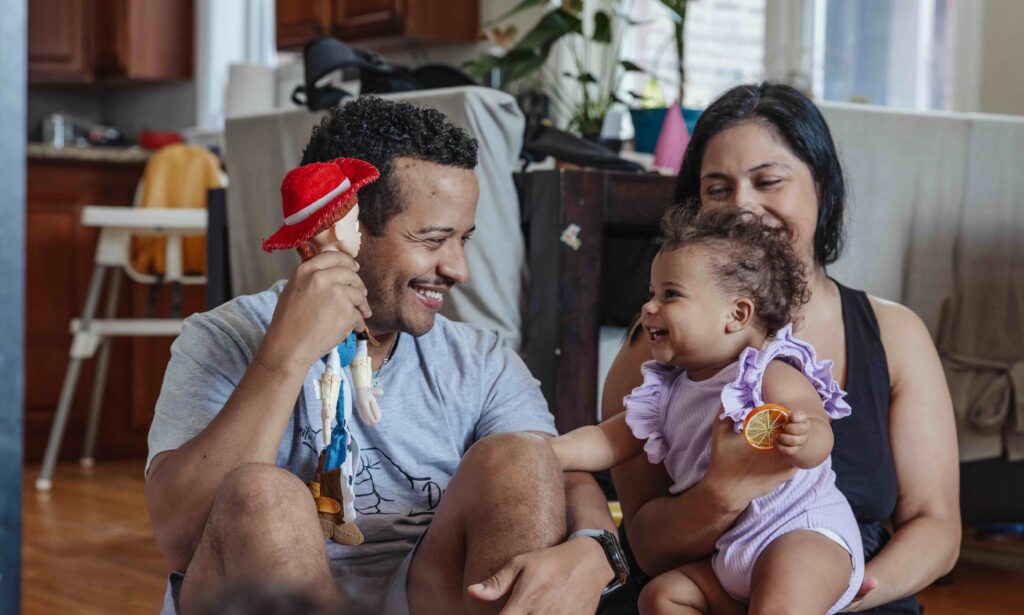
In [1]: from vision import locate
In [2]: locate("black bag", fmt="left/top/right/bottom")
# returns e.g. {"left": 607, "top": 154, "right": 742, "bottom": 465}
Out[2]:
{"left": 291, "top": 36, "right": 478, "bottom": 110}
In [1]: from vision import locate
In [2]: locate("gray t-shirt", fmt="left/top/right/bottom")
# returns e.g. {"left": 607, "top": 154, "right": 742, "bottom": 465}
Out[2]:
{"left": 148, "top": 280, "right": 556, "bottom": 612}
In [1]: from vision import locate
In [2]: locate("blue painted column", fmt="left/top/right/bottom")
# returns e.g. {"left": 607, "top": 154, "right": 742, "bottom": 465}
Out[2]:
{"left": 0, "top": 0, "right": 26, "bottom": 611}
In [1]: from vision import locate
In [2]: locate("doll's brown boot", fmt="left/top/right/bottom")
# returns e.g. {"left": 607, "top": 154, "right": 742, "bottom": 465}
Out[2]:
{"left": 309, "top": 461, "right": 364, "bottom": 546}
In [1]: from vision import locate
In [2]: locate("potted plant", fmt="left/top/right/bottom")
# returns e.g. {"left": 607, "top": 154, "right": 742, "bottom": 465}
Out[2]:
{"left": 628, "top": 0, "right": 697, "bottom": 154}
{"left": 466, "top": 0, "right": 650, "bottom": 140}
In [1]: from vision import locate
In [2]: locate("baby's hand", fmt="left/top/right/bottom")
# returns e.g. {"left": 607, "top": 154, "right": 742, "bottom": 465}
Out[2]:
{"left": 774, "top": 410, "right": 810, "bottom": 461}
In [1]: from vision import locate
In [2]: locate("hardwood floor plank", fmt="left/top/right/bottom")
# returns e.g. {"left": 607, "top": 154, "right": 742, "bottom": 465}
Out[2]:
{"left": 21, "top": 460, "right": 1024, "bottom": 614}
{"left": 23, "top": 461, "right": 167, "bottom": 615}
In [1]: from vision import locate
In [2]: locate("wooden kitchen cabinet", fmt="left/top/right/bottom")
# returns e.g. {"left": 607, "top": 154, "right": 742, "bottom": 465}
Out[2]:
{"left": 29, "top": 0, "right": 192, "bottom": 84}
{"left": 24, "top": 158, "right": 205, "bottom": 462}
{"left": 276, "top": 0, "right": 333, "bottom": 50}
{"left": 277, "top": 0, "right": 478, "bottom": 50}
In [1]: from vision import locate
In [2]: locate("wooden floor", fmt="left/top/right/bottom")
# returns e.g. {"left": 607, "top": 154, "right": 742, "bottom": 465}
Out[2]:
{"left": 23, "top": 460, "right": 167, "bottom": 615}
{"left": 21, "top": 460, "right": 1024, "bottom": 614}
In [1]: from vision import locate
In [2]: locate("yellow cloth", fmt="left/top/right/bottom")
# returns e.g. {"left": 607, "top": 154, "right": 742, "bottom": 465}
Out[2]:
{"left": 131, "top": 144, "right": 223, "bottom": 276}
{"left": 608, "top": 500, "right": 622, "bottom": 528}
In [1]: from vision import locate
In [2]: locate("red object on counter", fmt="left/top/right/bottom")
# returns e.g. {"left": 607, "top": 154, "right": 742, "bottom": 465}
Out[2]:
{"left": 138, "top": 131, "right": 183, "bottom": 150}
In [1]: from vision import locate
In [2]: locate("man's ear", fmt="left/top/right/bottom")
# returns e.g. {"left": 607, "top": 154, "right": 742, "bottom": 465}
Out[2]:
{"left": 725, "top": 297, "right": 755, "bottom": 333}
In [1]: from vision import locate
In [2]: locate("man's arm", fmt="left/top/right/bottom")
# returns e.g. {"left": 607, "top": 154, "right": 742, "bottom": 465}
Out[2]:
{"left": 466, "top": 432, "right": 617, "bottom": 613}
{"left": 145, "top": 252, "right": 370, "bottom": 572}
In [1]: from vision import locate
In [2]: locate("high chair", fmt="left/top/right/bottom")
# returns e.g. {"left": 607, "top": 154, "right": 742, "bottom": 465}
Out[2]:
{"left": 34, "top": 205, "right": 207, "bottom": 491}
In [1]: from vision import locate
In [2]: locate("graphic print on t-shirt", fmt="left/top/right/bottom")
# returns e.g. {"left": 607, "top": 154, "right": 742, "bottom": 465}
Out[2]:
{"left": 354, "top": 447, "right": 444, "bottom": 517}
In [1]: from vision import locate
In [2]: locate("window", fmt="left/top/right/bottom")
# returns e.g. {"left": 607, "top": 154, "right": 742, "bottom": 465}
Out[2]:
{"left": 620, "top": 0, "right": 975, "bottom": 112}
{"left": 621, "top": 0, "right": 766, "bottom": 108}
{"left": 814, "top": 0, "right": 954, "bottom": 110}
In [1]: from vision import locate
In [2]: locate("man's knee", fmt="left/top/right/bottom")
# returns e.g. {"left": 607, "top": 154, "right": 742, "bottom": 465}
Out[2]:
{"left": 462, "top": 432, "right": 561, "bottom": 484}
{"left": 210, "top": 463, "right": 316, "bottom": 528}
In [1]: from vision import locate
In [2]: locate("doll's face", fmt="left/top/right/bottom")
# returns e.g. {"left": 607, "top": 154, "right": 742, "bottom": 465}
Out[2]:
{"left": 308, "top": 203, "right": 362, "bottom": 257}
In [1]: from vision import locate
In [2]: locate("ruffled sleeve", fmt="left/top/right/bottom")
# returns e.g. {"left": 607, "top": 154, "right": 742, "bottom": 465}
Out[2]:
{"left": 719, "top": 324, "right": 852, "bottom": 431}
{"left": 623, "top": 361, "right": 678, "bottom": 463}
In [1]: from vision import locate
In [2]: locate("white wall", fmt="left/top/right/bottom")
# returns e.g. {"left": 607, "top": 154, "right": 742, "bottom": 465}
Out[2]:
{"left": 979, "top": 0, "right": 1024, "bottom": 115}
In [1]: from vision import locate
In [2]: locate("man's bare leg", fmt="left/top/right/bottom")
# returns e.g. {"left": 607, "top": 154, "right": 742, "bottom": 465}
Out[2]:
{"left": 178, "top": 463, "right": 338, "bottom": 614}
{"left": 407, "top": 433, "right": 567, "bottom": 615}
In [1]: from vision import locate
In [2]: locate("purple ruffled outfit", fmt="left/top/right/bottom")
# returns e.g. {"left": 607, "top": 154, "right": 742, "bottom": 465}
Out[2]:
{"left": 624, "top": 325, "right": 864, "bottom": 613}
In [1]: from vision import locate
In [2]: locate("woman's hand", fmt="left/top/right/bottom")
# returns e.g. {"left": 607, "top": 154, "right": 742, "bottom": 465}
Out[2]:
{"left": 703, "top": 412, "right": 797, "bottom": 511}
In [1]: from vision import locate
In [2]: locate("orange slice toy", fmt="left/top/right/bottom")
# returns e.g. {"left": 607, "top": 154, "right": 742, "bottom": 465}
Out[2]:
{"left": 742, "top": 404, "right": 790, "bottom": 450}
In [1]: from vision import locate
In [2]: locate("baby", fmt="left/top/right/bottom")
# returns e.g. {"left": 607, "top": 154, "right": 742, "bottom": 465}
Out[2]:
{"left": 552, "top": 207, "right": 863, "bottom": 614}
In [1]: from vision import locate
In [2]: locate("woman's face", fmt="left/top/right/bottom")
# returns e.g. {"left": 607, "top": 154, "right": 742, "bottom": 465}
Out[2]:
{"left": 699, "top": 121, "right": 819, "bottom": 264}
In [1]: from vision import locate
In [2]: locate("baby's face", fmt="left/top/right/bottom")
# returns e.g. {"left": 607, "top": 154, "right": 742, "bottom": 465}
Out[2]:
{"left": 641, "top": 246, "right": 739, "bottom": 377}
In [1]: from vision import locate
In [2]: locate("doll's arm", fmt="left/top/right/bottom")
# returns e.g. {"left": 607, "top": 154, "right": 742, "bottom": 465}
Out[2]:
{"left": 550, "top": 414, "right": 645, "bottom": 472}
{"left": 320, "top": 348, "right": 343, "bottom": 444}
{"left": 351, "top": 338, "right": 382, "bottom": 426}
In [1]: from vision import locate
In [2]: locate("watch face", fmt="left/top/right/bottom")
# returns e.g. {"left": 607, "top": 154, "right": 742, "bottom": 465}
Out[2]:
{"left": 569, "top": 528, "right": 630, "bottom": 594}
{"left": 595, "top": 530, "right": 629, "bottom": 592}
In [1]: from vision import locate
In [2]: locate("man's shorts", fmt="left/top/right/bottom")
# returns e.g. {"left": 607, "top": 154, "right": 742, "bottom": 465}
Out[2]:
{"left": 163, "top": 536, "right": 420, "bottom": 615}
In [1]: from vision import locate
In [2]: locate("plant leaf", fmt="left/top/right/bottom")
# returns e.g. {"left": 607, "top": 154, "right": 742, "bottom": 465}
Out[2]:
{"left": 511, "top": 9, "right": 582, "bottom": 54}
{"left": 463, "top": 53, "right": 502, "bottom": 80}
{"left": 592, "top": 10, "right": 612, "bottom": 44}
{"left": 621, "top": 60, "right": 647, "bottom": 73}
{"left": 659, "top": 0, "right": 688, "bottom": 21}
{"left": 562, "top": 0, "right": 584, "bottom": 16}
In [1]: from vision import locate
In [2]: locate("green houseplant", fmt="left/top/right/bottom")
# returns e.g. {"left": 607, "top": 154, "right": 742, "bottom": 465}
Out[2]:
{"left": 466, "top": 0, "right": 650, "bottom": 139}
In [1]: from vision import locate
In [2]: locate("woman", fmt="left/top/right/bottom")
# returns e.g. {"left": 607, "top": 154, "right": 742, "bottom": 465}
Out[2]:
{"left": 606, "top": 83, "right": 960, "bottom": 613}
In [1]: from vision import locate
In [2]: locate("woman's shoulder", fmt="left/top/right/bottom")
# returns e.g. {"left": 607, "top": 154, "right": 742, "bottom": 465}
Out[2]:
{"left": 865, "top": 294, "right": 936, "bottom": 383}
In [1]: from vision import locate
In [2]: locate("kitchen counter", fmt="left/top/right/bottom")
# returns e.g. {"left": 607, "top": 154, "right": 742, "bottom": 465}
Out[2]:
{"left": 27, "top": 143, "right": 150, "bottom": 164}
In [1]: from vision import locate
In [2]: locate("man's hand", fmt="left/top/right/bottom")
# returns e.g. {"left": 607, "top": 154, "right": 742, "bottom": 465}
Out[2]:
{"left": 466, "top": 536, "right": 613, "bottom": 614}
{"left": 260, "top": 251, "right": 372, "bottom": 371}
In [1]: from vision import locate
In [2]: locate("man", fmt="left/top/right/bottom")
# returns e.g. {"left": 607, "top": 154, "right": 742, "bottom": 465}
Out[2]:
{"left": 145, "top": 96, "right": 623, "bottom": 615}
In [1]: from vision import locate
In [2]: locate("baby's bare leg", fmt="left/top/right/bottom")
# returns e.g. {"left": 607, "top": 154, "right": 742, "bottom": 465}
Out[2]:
{"left": 749, "top": 530, "right": 852, "bottom": 615}
{"left": 638, "top": 558, "right": 746, "bottom": 615}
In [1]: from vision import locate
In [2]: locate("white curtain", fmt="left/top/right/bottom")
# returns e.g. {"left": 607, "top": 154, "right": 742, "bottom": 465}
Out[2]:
{"left": 195, "top": 0, "right": 277, "bottom": 131}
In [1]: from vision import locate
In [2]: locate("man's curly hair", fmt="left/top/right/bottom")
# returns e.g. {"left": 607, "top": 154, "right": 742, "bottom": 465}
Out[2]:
{"left": 659, "top": 206, "right": 809, "bottom": 335}
{"left": 301, "top": 96, "right": 479, "bottom": 235}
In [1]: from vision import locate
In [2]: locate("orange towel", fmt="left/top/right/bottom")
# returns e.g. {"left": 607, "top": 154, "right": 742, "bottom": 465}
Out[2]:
{"left": 131, "top": 144, "right": 223, "bottom": 276}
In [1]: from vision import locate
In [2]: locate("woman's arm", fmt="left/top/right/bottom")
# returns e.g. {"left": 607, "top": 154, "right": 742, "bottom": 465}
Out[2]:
{"left": 606, "top": 336, "right": 796, "bottom": 576}
{"left": 847, "top": 299, "right": 960, "bottom": 610}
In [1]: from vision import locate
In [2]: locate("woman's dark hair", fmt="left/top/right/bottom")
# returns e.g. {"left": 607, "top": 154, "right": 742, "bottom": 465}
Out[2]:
{"left": 675, "top": 82, "right": 846, "bottom": 266}
{"left": 659, "top": 205, "right": 809, "bottom": 336}
{"left": 301, "top": 96, "right": 478, "bottom": 235}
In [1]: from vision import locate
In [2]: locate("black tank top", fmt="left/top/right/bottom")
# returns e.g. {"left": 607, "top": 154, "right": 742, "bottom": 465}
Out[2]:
{"left": 832, "top": 282, "right": 920, "bottom": 615}
{"left": 831, "top": 282, "right": 899, "bottom": 521}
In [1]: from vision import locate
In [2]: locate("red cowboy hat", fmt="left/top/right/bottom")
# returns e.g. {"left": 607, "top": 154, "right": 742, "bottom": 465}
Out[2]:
{"left": 262, "top": 157, "right": 380, "bottom": 252}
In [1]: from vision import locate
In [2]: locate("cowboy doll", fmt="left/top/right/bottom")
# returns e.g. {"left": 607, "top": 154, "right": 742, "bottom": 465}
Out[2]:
{"left": 262, "top": 158, "right": 383, "bottom": 546}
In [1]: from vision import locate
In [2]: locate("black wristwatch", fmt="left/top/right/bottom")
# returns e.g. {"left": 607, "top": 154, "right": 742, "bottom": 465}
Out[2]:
{"left": 569, "top": 528, "right": 630, "bottom": 595}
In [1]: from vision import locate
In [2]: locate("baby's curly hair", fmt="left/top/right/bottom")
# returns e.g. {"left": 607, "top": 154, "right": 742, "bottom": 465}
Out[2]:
{"left": 659, "top": 206, "right": 809, "bottom": 335}
{"left": 301, "top": 96, "right": 478, "bottom": 236}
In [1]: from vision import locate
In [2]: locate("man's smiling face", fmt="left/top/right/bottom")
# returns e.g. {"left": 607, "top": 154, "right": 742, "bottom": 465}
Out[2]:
{"left": 356, "top": 157, "right": 478, "bottom": 337}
